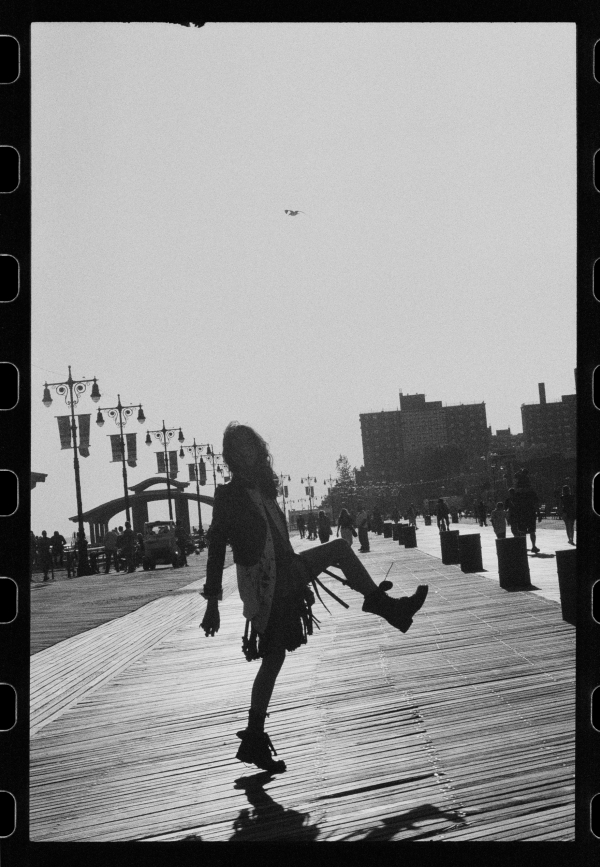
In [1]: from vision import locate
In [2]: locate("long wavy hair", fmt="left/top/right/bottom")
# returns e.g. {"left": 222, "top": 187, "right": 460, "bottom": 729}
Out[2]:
{"left": 221, "top": 422, "right": 278, "bottom": 498}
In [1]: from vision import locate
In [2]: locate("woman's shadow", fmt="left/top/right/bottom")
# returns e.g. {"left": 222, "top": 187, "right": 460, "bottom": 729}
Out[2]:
{"left": 230, "top": 771, "right": 321, "bottom": 841}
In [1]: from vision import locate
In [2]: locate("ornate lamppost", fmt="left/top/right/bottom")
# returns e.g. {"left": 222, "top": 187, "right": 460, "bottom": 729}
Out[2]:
{"left": 42, "top": 366, "right": 101, "bottom": 576}
{"left": 301, "top": 475, "right": 317, "bottom": 516}
{"left": 145, "top": 421, "right": 184, "bottom": 521}
{"left": 179, "top": 438, "right": 209, "bottom": 536}
{"left": 203, "top": 444, "right": 227, "bottom": 489}
{"left": 96, "top": 395, "right": 145, "bottom": 524}
{"left": 278, "top": 473, "right": 291, "bottom": 521}
{"left": 323, "top": 475, "right": 336, "bottom": 522}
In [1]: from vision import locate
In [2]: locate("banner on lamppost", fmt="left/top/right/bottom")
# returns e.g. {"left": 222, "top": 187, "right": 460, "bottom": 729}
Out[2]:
{"left": 78, "top": 414, "right": 91, "bottom": 458}
{"left": 126, "top": 433, "right": 137, "bottom": 468}
{"left": 156, "top": 452, "right": 166, "bottom": 474}
{"left": 109, "top": 435, "right": 124, "bottom": 462}
{"left": 56, "top": 416, "right": 72, "bottom": 450}
{"left": 199, "top": 459, "right": 206, "bottom": 485}
{"left": 188, "top": 463, "right": 196, "bottom": 482}
{"left": 169, "top": 450, "right": 178, "bottom": 478}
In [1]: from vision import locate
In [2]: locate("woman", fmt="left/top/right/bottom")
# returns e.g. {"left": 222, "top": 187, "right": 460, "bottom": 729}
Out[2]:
{"left": 317, "top": 510, "right": 332, "bottom": 544}
{"left": 560, "top": 485, "right": 576, "bottom": 545}
{"left": 336, "top": 507, "right": 355, "bottom": 546}
{"left": 200, "top": 423, "right": 428, "bottom": 774}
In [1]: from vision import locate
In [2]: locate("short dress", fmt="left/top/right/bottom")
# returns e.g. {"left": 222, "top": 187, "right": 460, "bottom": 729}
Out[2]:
{"left": 242, "top": 509, "right": 317, "bottom": 661}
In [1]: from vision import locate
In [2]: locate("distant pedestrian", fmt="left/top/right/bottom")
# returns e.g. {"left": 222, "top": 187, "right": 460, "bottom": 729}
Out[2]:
{"left": 560, "top": 485, "right": 576, "bottom": 545}
{"left": 436, "top": 499, "right": 450, "bottom": 532}
{"left": 175, "top": 520, "right": 189, "bottom": 566}
{"left": 296, "top": 515, "right": 306, "bottom": 539}
{"left": 30, "top": 531, "right": 37, "bottom": 573}
{"left": 337, "top": 508, "right": 356, "bottom": 546}
{"left": 355, "top": 504, "right": 370, "bottom": 552}
{"left": 136, "top": 532, "right": 145, "bottom": 564}
{"left": 490, "top": 502, "right": 508, "bottom": 539}
{"left": 103, "top": 526, "right": 120, "bottom": 573}
{"left": 391, "top": 508, "right": 400, "bottom": 525}
{"left": 51, "top": 531, "right": 66, "bottom": 567}
{"left": 512, "top": 469, "right": 541, "bottom": 553}
{"left": 504, "top": 488, "right": 519, "bottom": 536}
{"left": 372, "top": 508, "right": 384, "bottom": 534}
{"left": 37, "top": 531, "right": 53, "bottom": 581}
{"left": 317, "top": 510, "right": 332, "bottom": 544}
{"left": 407, "top": 504, "right": 417, "bottom": 529}
{"left": 117, "top": 521, "right": 136, "bottom": 573}
{"left": 306, "top": 512, "right": 317, "bottom": 541}
{"left": 477, "top": 500, "right": 488, "bottom": 527}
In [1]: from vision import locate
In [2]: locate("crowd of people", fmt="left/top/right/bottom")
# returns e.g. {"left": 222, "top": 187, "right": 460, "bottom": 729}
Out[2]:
{"left": 30, "top": 519, "right": 195, "bottom": 580}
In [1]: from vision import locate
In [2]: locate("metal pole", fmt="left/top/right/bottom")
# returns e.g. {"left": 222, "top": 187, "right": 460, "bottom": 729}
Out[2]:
{"left": 194, "top": 441, "right": 203, "bottom": 533}
{"left": 117, "top": 396, "right": 131, "bottom": 524}
{"left": 163, "top": 421, "right": 173, "bottom": 520}
{"left": 68, "top": 367, "right": 90, "bottom": 576}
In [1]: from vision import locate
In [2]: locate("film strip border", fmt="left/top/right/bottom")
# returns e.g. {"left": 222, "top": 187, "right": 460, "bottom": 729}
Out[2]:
{"left": 0, "top": 7, "right": 597, "bottom": 866}
{"left": 0, "top": 8, "right": 28, "bottom": 863}
{"left": 580, "top": 27, "right": 600, "bottom": 856}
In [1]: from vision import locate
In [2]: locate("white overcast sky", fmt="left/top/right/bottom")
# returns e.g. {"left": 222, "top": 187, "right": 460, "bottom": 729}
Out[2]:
{"left": 31, "top": 22, "right": 576, "bottom": 536}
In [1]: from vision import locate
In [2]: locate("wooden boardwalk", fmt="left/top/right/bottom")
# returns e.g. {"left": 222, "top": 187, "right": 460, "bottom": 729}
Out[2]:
{"left": 30, "top": 534, "right": 575, "bottom": 842}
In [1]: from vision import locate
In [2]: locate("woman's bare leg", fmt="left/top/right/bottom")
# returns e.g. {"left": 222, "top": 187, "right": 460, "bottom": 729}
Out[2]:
{"left": 299, "top": 538, "right": 378, "bottom": 596}
{"left": 250, "top": 648, "right": 286, "bottom": 716}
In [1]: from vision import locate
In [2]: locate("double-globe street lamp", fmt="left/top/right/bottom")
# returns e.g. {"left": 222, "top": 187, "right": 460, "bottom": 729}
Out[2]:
{"left": 301, "top": 475, "right": 317, "bottom": 516}
{"left": 145, "top": 421, "right": 184, "bottom": 521}
{"left": 179, "top": 438, "right": 211, "bottom": 536}
{"left": 42, "top": 366, "right": 101, "bottom": 576}
{"left": 96, "top": 395, "right": 146, "bottom": 525}
{"left": 278, "top": 473, "right": 291, "bottom": 521}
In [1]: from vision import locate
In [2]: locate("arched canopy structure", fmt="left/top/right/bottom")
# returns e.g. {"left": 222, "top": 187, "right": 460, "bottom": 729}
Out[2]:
{"left": 70, "top": 477, "right": 215, "bottom": 544}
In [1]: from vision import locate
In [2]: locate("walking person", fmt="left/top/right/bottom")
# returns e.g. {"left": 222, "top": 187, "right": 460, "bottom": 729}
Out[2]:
{"left": 317, "top": 510, "right": 332, "bottom": 544}
{"left": 306, "top": 512, "right": 317, "bottom": 541}
{"left": 103, "top": 526, "right": 120, "bottom": 573}
{"left": 336, "top": 507, "right": 356, "bottom": 547}
{"left": 407, "top": 504, "right": 417, "bottom": 529}
{"left": 117, "top": 521, "right": 137, "bottom": 573}
{"left": 51, "top": 531, "right": 66, "bottom": 568}
{"left": 477, "top": 500, "right": 488, "bottom": 527}
{"left": 512, "top": 469, "right": 541, "bottom": 553}
{"left": 37, "top": 531, "right": 53, "bottom": 581}
{"left": 436, "top": 498, "right": 450, "bottom": 533}
{"left": 489, "top": 502, "right": 508, "bottom": 539}
{"left": 355, "top": 504, "right": 370, "bottom": 552}
{"left": 296, "top": 515, "right": 306, "bottom": 539}
{"left": 200, "top": 423, "right": 429, "bottom": 773}
{"left": 175, "top": 520, "right": 189, "bottom": 566}
{"left": 504, "top": 488, "right": 519, "bottom": 537}
{"left": 559, "top": 485, "right": 576, "bottom": 545}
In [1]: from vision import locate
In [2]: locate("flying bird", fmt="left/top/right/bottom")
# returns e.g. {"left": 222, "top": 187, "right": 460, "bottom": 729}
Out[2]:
{"left": 284, "top": 210, "right": 305, "bottom": 216}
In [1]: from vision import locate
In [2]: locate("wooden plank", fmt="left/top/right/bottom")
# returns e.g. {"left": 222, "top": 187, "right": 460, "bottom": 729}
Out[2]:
{"left": 30, "top": 534, "right": 575, "bottom": 842}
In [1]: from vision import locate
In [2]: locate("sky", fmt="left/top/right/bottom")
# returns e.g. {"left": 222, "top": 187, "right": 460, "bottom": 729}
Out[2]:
{"left": 31, "top": 22, "right": 576, "bottom": 537}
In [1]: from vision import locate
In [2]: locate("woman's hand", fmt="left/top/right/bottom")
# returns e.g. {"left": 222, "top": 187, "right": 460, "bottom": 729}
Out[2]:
{"left": 201, "top": 599, "right": 220, "bottom": 636}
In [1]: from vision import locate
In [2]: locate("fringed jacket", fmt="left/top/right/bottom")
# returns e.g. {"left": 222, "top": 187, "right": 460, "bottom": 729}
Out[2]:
{"left": 202, "top": 478, "right": 295, "bottom": 633}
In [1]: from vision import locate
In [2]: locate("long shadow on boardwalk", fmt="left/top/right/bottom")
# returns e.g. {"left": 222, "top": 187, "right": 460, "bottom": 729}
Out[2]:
{"left": 338, "top": 804, "right": 467, "bottom": 841}
{"left": 229, "top": 772, "right": 322, "bottom": 841}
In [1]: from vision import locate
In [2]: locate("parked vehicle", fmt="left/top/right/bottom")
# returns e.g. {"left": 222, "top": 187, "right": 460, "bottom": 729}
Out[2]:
{"left": 141, "top": 520, "right": 184, "bottom": 570}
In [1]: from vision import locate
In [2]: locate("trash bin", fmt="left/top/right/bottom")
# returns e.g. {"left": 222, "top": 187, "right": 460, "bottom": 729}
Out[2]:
{"left": 424, "top": 515, "right": 432, "bottom": 526}
{"left": 459, "top": 533, "right": 483, "bottom": 573}
{"left": 440, "top": 530, "right": 460, "bottom": 565}
{"left": 404, "top": 525, "right": 417, "bottom": 548}
{"left": 383, "top": 523, "right": 392, "bottom": 538}
{"left": 556, "top": 548, "right": 576, "bottom": 625}
{"left": 496, "top": 536, "right": 531, "bottom": 589}
{"left": 397, "top": 523, "right": 408, "bottom": 544}
{"left": 451, "top": 512, "right": 459, "bottom": 524}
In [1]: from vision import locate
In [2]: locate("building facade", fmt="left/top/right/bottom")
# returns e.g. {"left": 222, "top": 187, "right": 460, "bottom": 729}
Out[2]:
{"left": 521, "top": 383, "right": 576, "bottom": 455}
{"left": 360, "top": 391, "right": 489, "bottom": 482}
